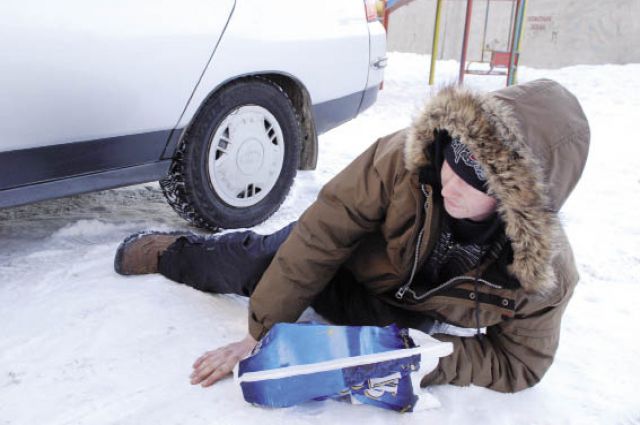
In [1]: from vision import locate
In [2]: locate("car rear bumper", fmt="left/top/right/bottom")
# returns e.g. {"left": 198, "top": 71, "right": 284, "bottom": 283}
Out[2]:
{"left": 311, "top": 85, "right": 379, "bottom": 135}
{"left": 366, "top": 20, "right": 387, "bottom": 89}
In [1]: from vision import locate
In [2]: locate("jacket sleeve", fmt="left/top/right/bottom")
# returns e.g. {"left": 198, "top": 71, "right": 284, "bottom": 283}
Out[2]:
{"left": 247, "top": 138, "right": 400, "bottom": 340}
{"left": 422, "top": 282, "right": 576, "bottom": 393}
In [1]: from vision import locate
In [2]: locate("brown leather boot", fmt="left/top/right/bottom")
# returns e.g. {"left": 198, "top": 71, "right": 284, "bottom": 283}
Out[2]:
{"left": 114, "top": 231, "right": 190, "bottom": 275}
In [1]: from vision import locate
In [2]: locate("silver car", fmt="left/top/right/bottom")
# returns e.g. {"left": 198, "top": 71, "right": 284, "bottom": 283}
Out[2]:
{"left": 0, "top": 0, "right": 386, "bottom": 229}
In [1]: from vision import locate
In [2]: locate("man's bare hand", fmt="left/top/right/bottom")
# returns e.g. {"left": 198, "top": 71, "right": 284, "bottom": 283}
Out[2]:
{"left": 190, "top": 334, "right": 258, "bottom": 387}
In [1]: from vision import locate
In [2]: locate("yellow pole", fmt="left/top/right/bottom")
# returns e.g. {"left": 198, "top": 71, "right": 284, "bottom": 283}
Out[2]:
{"left": 429, "top": 0, "right": 444, "bottom": 85}
{"left": 512, "top": 0, "right": 527, "bottom": 84}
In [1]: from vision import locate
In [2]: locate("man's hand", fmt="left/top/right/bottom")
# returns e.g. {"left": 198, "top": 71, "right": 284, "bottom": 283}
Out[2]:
{"left": 190, "top": 333, "right": 258, "bottom": 387}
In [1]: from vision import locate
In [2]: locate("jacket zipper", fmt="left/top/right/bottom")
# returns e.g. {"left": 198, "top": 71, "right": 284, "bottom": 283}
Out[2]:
{"left": 404, "top": 275, "right": 502, "bottom": 301}
{"left": 395, "top": 184, "right": 431, "bottom": 300}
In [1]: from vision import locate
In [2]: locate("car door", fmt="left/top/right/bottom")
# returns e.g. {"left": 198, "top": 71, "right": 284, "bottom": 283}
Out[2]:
{"left": 0, "top": 0, "right": 235, "bottom": 190}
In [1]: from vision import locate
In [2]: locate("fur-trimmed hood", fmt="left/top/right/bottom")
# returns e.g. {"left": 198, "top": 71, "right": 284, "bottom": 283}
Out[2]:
{"left": 404, "top": 79, "right": 590, "bottom": 294}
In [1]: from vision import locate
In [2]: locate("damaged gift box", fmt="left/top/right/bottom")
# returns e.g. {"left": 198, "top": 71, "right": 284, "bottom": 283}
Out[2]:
{"left": 236, "top": 322, "right": 453, "bottom": 412}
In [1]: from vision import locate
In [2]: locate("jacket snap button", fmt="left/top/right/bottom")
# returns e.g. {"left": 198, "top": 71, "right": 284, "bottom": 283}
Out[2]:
{"left": 501, "top": 299, "right": 509, "bottom": 307}
{"left": 468, "top": 292, "right": 476, "bottom": 300}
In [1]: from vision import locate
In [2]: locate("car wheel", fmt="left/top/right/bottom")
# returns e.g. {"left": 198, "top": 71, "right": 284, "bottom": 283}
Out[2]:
{"left": 161, "top": 77, "right": 301, "bottom": 231}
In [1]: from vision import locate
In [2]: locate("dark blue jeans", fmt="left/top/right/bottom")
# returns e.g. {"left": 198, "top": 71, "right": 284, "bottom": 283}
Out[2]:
{"left": 158, "top": 222, "right": 433, "bottom": 331}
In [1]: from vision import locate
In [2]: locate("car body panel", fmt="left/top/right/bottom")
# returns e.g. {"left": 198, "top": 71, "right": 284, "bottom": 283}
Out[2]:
{"left": 175, "top": 0, "right": 371, "bottom": 131}
{"left": 0, "top": 0, "right": 235, "bottom": 152}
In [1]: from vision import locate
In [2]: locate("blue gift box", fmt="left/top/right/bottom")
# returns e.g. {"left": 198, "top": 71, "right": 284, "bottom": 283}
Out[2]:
{"left": 237, "top": 323, "right": 452, "bottom": 412}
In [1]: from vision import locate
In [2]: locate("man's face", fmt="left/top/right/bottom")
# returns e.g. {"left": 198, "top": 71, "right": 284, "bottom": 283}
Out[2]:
{"left": 440, "top": 160, "right": 497, "bottom": 221}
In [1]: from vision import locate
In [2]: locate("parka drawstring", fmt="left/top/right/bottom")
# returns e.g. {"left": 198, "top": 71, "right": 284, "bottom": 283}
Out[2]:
{"left": 473, "top": 277, "right": 482, "bottom": 340}
{"left": 473, "top": 247, "right": 488, "bottom": 343}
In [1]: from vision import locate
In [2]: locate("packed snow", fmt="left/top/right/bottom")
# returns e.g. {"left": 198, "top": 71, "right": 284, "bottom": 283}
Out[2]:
{"left": 1, "top": 53, "right": 639, "bottom": 424}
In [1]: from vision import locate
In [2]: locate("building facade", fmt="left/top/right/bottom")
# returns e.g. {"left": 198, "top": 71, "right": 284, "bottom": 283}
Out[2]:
{"left": 387, "top": 0, "right": 640, "bottom": 68}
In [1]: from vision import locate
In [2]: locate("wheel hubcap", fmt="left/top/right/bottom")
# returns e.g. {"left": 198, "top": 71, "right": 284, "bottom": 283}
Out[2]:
{"left": 207, "top": 105, "right": 285, "bottom": 207}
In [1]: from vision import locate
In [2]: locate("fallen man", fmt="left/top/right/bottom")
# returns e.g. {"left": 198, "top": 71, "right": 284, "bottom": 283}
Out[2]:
{"left": 115, "top": 79, "right": 590, "bottom": 393}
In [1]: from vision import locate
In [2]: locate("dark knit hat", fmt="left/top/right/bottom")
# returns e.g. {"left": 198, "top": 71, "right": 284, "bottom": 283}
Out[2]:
{"left": 443, "top": 137, "right": 488, "bottom": 193}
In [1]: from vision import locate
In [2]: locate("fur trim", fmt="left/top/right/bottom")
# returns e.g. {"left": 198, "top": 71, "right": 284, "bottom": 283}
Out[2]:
{"left": 405, "top": 85, "right": 560, "bottom": 294}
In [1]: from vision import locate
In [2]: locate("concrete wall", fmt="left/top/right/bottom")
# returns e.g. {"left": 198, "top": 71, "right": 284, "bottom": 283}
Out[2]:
{"left": 386, "top": 0, "right": 640, "bottom": 68}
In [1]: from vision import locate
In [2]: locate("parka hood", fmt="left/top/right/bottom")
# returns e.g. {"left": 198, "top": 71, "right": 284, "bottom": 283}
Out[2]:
{"left": 404, "top": 79, "right": 590, "bottom": 294}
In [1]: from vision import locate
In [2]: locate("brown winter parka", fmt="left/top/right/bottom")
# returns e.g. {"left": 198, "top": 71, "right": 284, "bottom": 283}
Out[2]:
{"left": 248, "top": 79, "right": 590, "bottom": 393}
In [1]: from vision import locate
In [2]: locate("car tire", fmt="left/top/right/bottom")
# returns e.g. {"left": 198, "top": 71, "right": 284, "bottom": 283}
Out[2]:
{"left": 161, "top": 77, "right": 301, "bottom": 231}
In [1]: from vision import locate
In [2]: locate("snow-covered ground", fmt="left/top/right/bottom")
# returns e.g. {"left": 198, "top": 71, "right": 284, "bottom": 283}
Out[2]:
{"left": 1, "top": 53, "right": 639, "bottom": 424}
